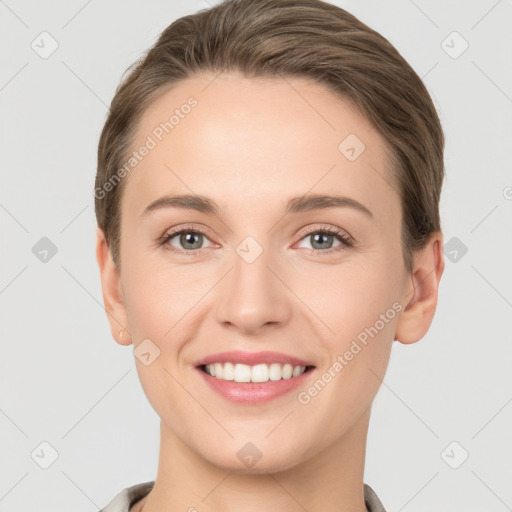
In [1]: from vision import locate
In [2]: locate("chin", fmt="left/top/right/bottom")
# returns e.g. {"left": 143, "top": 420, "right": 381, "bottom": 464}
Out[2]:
{"left": 203, "top": 439, "right": 309, "bottom": 475}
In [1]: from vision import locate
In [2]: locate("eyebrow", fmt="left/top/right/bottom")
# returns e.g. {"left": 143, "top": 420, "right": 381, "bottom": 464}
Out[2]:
{"left": 141, "top": 193, "right": 373, "bottom": 219}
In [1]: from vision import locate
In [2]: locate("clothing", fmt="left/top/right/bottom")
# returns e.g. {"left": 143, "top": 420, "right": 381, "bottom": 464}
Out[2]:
{"left": 98, "top": 480, "right": 387, "bottom": 511}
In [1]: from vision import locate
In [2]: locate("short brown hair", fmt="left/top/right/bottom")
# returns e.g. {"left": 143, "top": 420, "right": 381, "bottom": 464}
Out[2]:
{"left": 95, "top": 0, "right": 445, "bottom": 274}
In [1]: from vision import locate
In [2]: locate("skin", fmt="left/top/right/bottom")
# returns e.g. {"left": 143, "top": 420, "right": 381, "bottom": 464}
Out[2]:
{"left": 96, "top": 71, "right": 444, "bottom": 512}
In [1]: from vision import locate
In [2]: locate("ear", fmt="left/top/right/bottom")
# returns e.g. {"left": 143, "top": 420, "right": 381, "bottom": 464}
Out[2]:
{"left": 95, "top": 227, "right": 132, "bottom": 346}
{"left": 394, "top": 232, "right": 445, "bottom": 344}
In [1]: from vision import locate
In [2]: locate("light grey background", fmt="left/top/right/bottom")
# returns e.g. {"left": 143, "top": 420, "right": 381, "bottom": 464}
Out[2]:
{"left": 1, "top": 0, "right": 511, "bottom": 511}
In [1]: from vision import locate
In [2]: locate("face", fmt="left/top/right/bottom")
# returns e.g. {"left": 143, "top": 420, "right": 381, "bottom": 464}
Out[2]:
{"left": 97, "top": 72, "right": 438, "bottom": 473}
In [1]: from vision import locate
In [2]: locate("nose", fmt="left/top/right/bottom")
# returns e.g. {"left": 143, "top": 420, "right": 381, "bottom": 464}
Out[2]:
{"left": 214, "top": 245, "right": 292, "bottom": 334}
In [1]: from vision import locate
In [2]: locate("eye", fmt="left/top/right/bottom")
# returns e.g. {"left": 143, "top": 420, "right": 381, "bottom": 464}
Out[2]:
{"left": 157, "top": 224, "right": 353, "bottom": 256}
{"left": 295, "top": 226, "right": 353, "bottom": 255}
{"left": 159, "top": 226, "right": 214, "bottom": 254}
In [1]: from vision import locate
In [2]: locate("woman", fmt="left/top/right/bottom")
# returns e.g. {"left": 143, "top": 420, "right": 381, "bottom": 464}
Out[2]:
{"left": 95, "top": 0, "right": 445, "bottom": 510}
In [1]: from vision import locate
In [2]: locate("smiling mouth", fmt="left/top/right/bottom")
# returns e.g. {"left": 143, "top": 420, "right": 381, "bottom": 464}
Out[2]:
{"left": 198, "top": 362, "right": 315, "bottom": 383}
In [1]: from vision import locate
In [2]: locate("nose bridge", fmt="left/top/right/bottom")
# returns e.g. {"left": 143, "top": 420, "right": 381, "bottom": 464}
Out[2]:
{"left": 215, "top": 233, "right": 291, "bottom": 332}
{"left": 234, "top": 234, "right": 272, "bottom": 289}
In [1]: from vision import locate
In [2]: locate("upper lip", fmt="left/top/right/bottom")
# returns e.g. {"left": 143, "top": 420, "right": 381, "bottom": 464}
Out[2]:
{"left": 194, "top": 350, "right": 315, "bottom": 368}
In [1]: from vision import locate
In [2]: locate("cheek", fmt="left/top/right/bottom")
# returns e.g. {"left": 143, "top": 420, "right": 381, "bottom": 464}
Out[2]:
{"left": 123, "top": 264, "right": 207, "bottom": 420}
{"left": 122, "top": 255, "right": 208, "bottom": 337}
{"left": 124, "top": 246, "right": 402, "bottom": 350}
{"left": 293, "top": 256, "right": 399, "bottom": 333}
{"left": 293, "top": 265, "right": 397, "bottom": 435}
{"left": 292, "top": 259, "right": 400, "bottom": 411}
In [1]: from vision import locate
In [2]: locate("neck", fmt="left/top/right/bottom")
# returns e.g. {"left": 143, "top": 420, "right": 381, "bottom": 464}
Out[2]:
{"left": 140, "top": 408, "right": 371, "bottom": 512}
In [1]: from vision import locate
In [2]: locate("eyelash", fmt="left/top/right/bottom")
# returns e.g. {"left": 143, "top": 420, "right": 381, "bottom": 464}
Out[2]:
{"left": 157, "top": 224, "right": 353, "bottom": 256}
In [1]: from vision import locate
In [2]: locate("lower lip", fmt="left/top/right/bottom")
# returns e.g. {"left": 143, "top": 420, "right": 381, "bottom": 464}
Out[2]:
{"left": 195, "top": 366, "right": 315, "bottom": 404}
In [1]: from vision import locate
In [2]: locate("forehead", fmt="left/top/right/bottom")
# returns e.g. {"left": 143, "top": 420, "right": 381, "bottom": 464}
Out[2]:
{"left": 121, "top": 72, "right": 400, "bottom": 228}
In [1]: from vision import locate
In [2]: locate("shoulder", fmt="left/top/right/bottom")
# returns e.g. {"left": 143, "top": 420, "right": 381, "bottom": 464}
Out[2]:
{"left": 98, "top": 481, "right": 155, "bottom": 512}
{"left": 364, "top": 483, "right": 387, "bottom": 512}
{"left": 98, "top": 480, "right": 384, "bottom": 511}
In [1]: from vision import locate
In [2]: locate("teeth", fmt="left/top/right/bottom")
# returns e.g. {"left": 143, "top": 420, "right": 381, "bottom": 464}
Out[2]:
{"left": 204, "top": 362, "right": 308, "bottom": 382}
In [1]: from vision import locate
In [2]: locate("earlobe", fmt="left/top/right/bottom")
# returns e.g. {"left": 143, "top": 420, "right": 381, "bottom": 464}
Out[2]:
{"left": 95, "top": 227, "right": 132, "bottom": 346}
{"left": 394, "top": 234, "right": 445, "bottom": 344}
